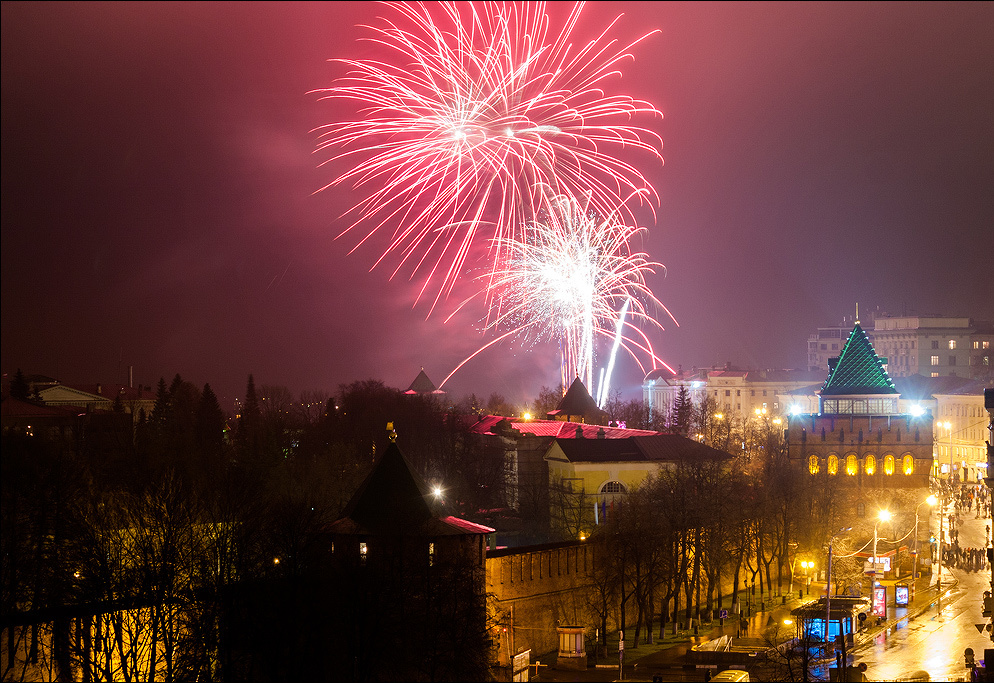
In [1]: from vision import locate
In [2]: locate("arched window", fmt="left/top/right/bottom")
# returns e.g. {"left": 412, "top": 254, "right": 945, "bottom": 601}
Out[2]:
{"left": 865, "top": 454, "right": 876, "bottom": 476}
{"left": 845, "top": 454, "right": 858, "bottom": 476}
{"left": 902, "top": 454, "right": 914, "bottom": 475}
{"left": 600, "top": 481, "right": 627, "bottom": 495}
{"left": 827, "top": 454, "right": 839, "bottom": 475}
{"left": 808, "top": 455, "right": 820, "bottom": 475}
{"left": 883, "top": 454, "right": 895, "bottom": 476}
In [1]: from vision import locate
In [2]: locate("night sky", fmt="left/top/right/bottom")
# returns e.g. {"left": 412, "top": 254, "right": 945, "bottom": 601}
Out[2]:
{"left": 3, "top": 1, "right": 992, "bottom": 410}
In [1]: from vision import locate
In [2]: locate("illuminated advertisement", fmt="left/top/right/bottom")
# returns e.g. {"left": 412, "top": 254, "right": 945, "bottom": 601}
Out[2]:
{"left": 872, "top": 586, "right": 887, "bottom": 617}
{"left": 895, "top": 584, "right": 909, "bottom": 606}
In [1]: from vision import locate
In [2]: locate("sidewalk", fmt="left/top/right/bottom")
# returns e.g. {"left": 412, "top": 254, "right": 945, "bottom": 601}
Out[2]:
{"left": 534, "top": 572, "right": 950, "bottom": 681}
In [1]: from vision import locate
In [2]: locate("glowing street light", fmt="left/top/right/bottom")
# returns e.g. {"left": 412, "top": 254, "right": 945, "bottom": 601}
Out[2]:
{"left": 913, "top": 495, "right": 937, "bottom": 585}
{"left": 940, "top": 421, "right": 953, "bottom": 479}
{"left": 801, "top": 560, "right": 815, "bottom": 595}
{"left": 826, "top": 526, "right": 852, "bottom": 642}
{"left": 872, "top": 510, "right": 891, "bottom": 580}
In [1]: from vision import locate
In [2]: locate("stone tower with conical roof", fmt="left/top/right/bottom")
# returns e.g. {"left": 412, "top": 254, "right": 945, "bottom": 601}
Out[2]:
{"left": 785, "top": 322, "right": 933, "bottom": 580}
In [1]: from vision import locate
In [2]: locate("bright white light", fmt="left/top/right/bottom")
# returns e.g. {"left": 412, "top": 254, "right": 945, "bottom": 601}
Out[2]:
{"left": 790, "top": 404, "right": 803, "bottom": 416}
{"left": 910, "top": 404, "right": 925, "bottom": 417}
{"left": 598, "top": 298, "right": 631, "bottom": 408}
{"left": 433, "top": 486, "right": 443, "bottom": 498}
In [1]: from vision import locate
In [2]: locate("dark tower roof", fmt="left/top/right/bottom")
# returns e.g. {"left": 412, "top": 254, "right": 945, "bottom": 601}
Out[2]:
{"left": 820, "top": 323, "right": 897, "bottom": 396}
{"left": 335, "top": 440, "right": 434, "bottom": 534}
{"left": 405, "top": 368, "right": 442, "bottom": 394}
{"left": 546, "top": 377, "right": 607, "bottom": 423}
{"left": 327, "top": 439, "right": 493, "bottom": 537}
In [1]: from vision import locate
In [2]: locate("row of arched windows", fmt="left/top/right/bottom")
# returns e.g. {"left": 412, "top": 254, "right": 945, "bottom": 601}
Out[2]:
{"left": 808, "top": 453, "right": 915, "bottom": 476}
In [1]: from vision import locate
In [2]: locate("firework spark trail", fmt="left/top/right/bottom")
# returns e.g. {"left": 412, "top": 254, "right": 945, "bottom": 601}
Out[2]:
{"left": 479, "top": 193, "right": 677, "bottom": 390}
{"left": 597, "top": 297, "right": 631, "bottom": 407}
{"left": 312, "top": 1, "right": 663, "bottom": 310}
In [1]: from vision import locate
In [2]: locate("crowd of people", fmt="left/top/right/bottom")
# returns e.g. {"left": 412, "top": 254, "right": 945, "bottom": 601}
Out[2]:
{"left": 937, "top": 482, "right": 991, "bottom": 573}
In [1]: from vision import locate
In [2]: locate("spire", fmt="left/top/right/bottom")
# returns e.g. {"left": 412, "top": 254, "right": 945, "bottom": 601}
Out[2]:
{"left": 405, "top": 369, "right": 441, "bottom": 394}
{"left": 821, "top": 323, "right": 897, "bottom": 396}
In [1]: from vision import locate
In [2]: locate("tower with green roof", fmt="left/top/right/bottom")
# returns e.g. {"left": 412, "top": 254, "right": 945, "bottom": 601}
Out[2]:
{"left": 818, "top": 322, "right": 900, "bottom": 415}
{"left": 785, "top": 322, "right": 934, "bottom": 582}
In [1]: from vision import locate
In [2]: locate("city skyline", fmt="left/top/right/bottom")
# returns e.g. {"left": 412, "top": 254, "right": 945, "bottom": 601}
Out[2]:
{"left": 3, "top": 1, "right": 992, "bottom": 407}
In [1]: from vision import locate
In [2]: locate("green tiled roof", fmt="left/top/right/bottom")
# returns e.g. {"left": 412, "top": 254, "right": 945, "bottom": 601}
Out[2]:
{"left": 820, "top": 323, "right": 897, "bottom": 395}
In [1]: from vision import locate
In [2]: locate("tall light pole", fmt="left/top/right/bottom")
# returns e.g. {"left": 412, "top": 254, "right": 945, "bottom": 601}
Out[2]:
{"left": 801, "top": 561, "right": 815, "bottom": 595}
{"left": 914, "top": 495, "right": 938, "bottom": 585}
{"left": 937, "top": 490, "right": 946, "bottom": 617}
{"left": 941, "top": 420, "right": 953, "bottom": 482}
{"left": 873, "top": 509, "right": 892, "bottom": 582}
{"left": 826, "top": 526, "right": 852, "bottom": 643}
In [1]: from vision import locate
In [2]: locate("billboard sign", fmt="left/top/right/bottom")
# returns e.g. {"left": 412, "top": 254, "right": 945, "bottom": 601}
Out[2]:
{"left": 872, "top": 586, "right": 887, "bottom": 617}
{"left": 895, "top": 584, "right": 909, "bottom": 606}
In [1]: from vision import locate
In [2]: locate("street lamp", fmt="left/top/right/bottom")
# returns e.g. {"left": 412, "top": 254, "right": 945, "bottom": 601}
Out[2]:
{"left": 825, "top": 526, "right": 852, "bottom": 643}
{"left": 914, "top": 495, "right": 938, "bottom": 583}
{"left": 872, "top": 510, "right": 892, "bottom": 581}
{"left": 937, "top": 490, "right": 947, "bottom": 617}
{"left": 801, "top": 561, "right": 815, "bottom": 595}
{"left": 940, "top": 421, "right": 953, "bottom": 481}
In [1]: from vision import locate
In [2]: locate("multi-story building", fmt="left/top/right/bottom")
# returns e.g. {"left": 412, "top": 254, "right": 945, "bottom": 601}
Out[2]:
{"left": 643, "top": 366, "right": 824, "bottom": 423}
{"left": 806, "top": 310, "right": 881, "bottom": 373}
{"left": 932, "top": 380, "right": 993, "bottom": 484}
{"left": 867, "top": 315, "right": 992, "bottom": 380}
{"left": 807, "top": 314, "right": 993, "bottom": 381}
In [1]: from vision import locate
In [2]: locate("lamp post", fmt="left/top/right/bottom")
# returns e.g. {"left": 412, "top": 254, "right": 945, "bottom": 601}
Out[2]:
{"left": 801, "top": 561, "right": 815, "bottom": 595}
{"left": 914, "top": 495, "right": 938, "bottom": 583}
{"left": 825, "top": 527, "right": 852, "bottom": 644}
{"left": 941, "top": 421, "right": 953, "bottom": 482}
{"left": 937, "top": 490, "right": 946, "bottom": 617}
{"left": 872, "top": 510, "right": 892, "bottom": 582}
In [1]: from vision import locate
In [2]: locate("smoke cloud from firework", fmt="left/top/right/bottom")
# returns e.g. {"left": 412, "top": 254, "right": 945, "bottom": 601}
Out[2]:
{"left": 311, "top": 1, "right": 664, "bottom": 309}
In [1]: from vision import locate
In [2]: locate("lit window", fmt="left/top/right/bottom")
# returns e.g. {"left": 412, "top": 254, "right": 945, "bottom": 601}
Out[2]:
{"left": 931, "top": 355, "right": 939, "bottom": 366}
{"left": 883, "top": 454, "right": 895, "bottom": 476}
{"left": 975, "top": 341, "right": 981, "bottom": 349}
{"left": 359, "top": 542, "right": 368, "bottom": 565}
{"left": 845, "top": 454, "right": 858, "bottom": 476}
{"left": 902, "top": 455, "right": 914, "bottom": 475}
{"left": 948, "top": 340, "right": 956, "bottom": 350}
{"left": 931, "top": 372, "right": 939, "bottom": 378}
{"left": 984, "top": 341, "right": 990, "bottom": 349}
{"left": 600, "top": 481, "right": 627, "bottom": 494}
{"left": 428, "top": 542, "right": 435, "bottom": 567}
{"left": 809, "top": 455, "right": 820, "bottom": 475}
{"left": 828, "top": 454, "right": 839, "bottom": 475}
{"left": 865, "top": 454, "right": 876, "bottom": 476}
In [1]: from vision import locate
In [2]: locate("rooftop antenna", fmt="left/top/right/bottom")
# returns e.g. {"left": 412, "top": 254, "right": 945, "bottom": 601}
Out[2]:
{"left": 855, "top": 302, "right": 860, "bottom": 326}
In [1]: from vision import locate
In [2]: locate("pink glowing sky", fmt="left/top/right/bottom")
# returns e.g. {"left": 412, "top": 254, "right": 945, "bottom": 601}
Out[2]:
{"left": 3, "top": 1, "right": 992, "bottom": 410}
